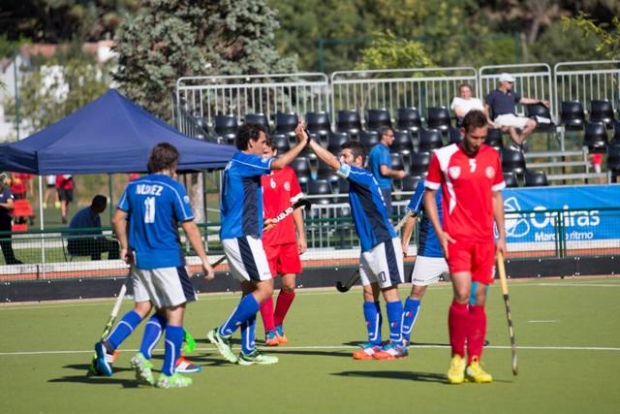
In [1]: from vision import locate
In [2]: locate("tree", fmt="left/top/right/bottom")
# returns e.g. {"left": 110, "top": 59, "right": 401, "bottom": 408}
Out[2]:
{"left": 113, "top": 0, "right": 296, "bottom": 120}
{"left": 355, "top": 31, "right": 434, "bottom": 71}
{"left": 562, "top": 12, "right": 620, "bottom": 60}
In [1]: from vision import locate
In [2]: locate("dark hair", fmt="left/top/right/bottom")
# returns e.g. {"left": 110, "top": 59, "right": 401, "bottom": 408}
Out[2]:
{"left": 147, "top": 142, "right": 180, "bottom": 173}
{"left": 235, "top": 123, "right": 269, "bottom": 151}
{"left": 462, "top": 110, "right": 488, "bottom": 133}
{"left": 378, "top": 126, "right": 393, "bottom": 138}
{"left": 91, "top": 194, "right": 107, "bottom": 209}
{"left": 341, "top": 141, "right": 366, "bottom": 162}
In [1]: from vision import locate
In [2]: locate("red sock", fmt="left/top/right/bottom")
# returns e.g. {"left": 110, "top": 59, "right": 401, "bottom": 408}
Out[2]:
{"left": 274, "top": 290, "right": 296, "bottom": 327}
{"left": 259, "top": 296, "right": 275, "bottom": 332}
{"left": 467, "top": 305, "right": 487, "bottom": 365}
{"left": 448, "top": 301, "right": 469, "bottom": 357}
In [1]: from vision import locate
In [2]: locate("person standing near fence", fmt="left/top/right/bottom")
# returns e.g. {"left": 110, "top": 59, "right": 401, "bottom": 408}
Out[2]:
{"left": 304, "top": 129, "right": 406, "bottom": 360}
{"left": 56, "top": 174, "right": 74, "bottom": 224}
{"left": 423, "top": 110, "right": 506, "bottom": 384}
{"left": 95, "top": 142, "right": 215, "bottom": 388}
{"left": 206, "top": 122, "right": 308, "bottom": 366}
{"left": 0, "top": 172, "right": 23, "bottom": 265}
{"left": 260, "top": 140, "right": 307, "bottom": 346}
{"left": 368, "top": 127, "right": 407, "bottom": 215}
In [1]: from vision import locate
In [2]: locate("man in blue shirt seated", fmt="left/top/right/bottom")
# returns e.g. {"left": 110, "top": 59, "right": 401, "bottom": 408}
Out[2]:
{"left": 67, "top": 194, "right": 119, "bottom": 260}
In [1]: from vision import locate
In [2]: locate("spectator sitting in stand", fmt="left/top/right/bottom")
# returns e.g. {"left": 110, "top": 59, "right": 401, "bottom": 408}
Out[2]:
{"left": 66, "top": 195, "right": 120, "bottom": 260}
{"left": 451, "top": 83, "right": 494, "bottom": 128}
{"left": 485, "top": 73, "right": 550, "bottom": 153}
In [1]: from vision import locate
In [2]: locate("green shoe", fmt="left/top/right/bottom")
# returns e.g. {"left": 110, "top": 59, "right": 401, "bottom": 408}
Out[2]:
{"left": 130, "top": 352, "right": 155, "bottom": 386}
{"left": 182, "top": 329, "right": 197, "bottom": 354}
{"left": 156, "top": 372, "right": 193, "bottom": 389}
{"left": 237, "top": 349, "right": 279, "bottom": 366}
{"left": 207, "top": 327, "right": 238, "bottom": 363}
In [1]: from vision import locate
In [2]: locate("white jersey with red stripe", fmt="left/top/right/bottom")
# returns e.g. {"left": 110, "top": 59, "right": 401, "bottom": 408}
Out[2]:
{"left": 425, "top": 143, "right": 505, "bottom": 242}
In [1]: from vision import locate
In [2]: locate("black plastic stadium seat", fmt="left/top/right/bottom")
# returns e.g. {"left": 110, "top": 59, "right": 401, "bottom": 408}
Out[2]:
{"left": 366, "top": 108, "right": 392, "bottom": 131}
{"left": 360, "top": 129, "right": 380, "bottom": 149}
{"left": 503, "top": 171, "right": 519, "bottom": 188}
{"left": 485, "top": 128, "right": 504, "bottom": 150}
{"left": 426, "top": 106, "right": 452, "bottom": 131}
{"left": 305, "top": 111, "right": 332, "bottom": 144}
{"left": 523, "top": 170, "right": 549, "bottom": 187}
{"left": 336, "top": 109, "right": 363, "bottom": 140}
{"left": 409, "top": 151, "right": 431, "bottom": 177}
{"left": 418, "top": 128, "right": 443, "bottom": 152}
{"left": 397, "top": 107, "right": 422, "bottom": 136}
{"left": 589, "top": 99, "right": 616, "bottom": 129}
{"left": 501, "top": 147, "right": 526, "bottom": 176}
{"left": 560, "top": 100, "right": 586, "bottom": 131}
{"left": 244, "top": 113, "right": 270, "bottom": 129}
{"left": 213, "top": 114, "right": 238, "bottom": 145}
{"left": 525, "top": 103, "right": 556, "bottom": 133}
{"left": 274, "top": 112, "right": 298, "bottom": 138}
{"left": 583, "top": 121, "right": 608, "bottom": 153}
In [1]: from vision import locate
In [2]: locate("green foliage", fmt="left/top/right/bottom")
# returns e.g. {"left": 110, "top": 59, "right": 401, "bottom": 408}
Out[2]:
{"left": 114, "top": 0, "right": 296, "bottom": 120}
{"left": 355, "top": 31, "right": 434, "bottom": 71}
{"left": 562, "top": 12, "right": 620, "bottom": 60}
{"left": 530, "top": 21, "right": 603, "bottom": 66}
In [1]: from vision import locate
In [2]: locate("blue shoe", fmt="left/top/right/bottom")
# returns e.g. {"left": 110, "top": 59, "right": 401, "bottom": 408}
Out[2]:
{"left": 94, "top": 341, "right": 114, "bottom": 377}
{"left": 373, "top": 342, "right": 409, "bottom": 360}
{"left": 265, "top": 330, "right": 279, "bottom": 347}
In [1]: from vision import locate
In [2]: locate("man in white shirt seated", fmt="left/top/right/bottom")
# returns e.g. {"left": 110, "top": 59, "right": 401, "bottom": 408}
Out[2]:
{"left": 450, "top": 83, "right": 494, "bottom": 128}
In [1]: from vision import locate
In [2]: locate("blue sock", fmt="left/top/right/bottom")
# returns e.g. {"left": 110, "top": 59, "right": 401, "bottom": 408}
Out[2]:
{"left": 162, "top": 325, "right": 183, "bottom": 376}
{"left": 386, "top": 300, "right": 404, "bottom": 344}
{"left": 139, "top": 314, "right": 166, "bottom": 358}
{"left": 363, "top": 301, "right": 382, "bottom": 345}
{"left": 220, "top": 294, "right": 260, "bottom": 336}
{"left": 106, "top": 310, "right": 142, "bottom": 350}
{"left": 240, "top": 314, "right": 257, "bottom": 355}
{"left": 402, "top": 298, "right": 422, "bottom": 343}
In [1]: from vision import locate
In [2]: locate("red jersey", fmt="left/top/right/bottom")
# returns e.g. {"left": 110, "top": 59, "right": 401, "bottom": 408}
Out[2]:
{"left": 10, "top": 173, "right": 31, "bottom": 195}
{"left": 56, "top": 174, "right": 74, "bottom": 190}
{"left": 425, "top": 143, "right": 505, "bottom": 242}
{"left": 261, "top": 166, "right": 303, "bottom": 246}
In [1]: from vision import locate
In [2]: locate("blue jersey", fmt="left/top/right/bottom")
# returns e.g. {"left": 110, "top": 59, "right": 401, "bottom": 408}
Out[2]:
{"left": 337, "top": 163, "right": 396, "bottom": 252}
{"left": 220, "top": 151, "right": 274, "bottom": 240}
{"left": 407, "top": 179, "right": 443, "bottom": 258}
{"left": 368, "top": 143, "right": 392, "bottom": 190}
{"left": 117, "top": 174, "right": 194, "bottom": 270}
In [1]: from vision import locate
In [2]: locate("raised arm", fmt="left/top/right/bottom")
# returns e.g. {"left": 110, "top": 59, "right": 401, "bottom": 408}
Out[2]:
{"left": 271, "top": 125, "right": 309, "bottom": 170}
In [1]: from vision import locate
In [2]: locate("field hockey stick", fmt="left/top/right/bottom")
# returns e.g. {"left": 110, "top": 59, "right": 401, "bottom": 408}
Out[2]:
{"left": 336, "top": 210, "right": 415, "bottom": 293}
{"left": 192, "top": 199, "right": 312, "bottom": 277}
{"left": 497, "top": 251, "right": 518, "bottom": 376}
{"left": 87, "top": 269, "right": 132, "bottom": 375}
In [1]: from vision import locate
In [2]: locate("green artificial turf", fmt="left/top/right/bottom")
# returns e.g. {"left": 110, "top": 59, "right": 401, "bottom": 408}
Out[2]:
{"left": 1, "top": 276, "right": 619, "bottom": 413}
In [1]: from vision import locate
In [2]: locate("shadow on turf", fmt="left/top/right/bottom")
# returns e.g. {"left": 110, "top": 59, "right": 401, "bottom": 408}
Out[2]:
{"left": 332, "top": 370, "right": 447, "bottom": 384}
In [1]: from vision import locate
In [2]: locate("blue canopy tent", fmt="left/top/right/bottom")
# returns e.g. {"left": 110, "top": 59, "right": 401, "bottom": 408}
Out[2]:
{"left": 0, "top": 89, "right": 235, "bottom": 174}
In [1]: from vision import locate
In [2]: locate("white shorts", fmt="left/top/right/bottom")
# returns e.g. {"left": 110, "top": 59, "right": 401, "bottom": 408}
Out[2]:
{"left": 359, "top": 238, "right": 405, "bottom": 289}
{"left": 494, "top": 114, "right": 530, "bottom": 129}
{"left": 410, "top": 256, "right": 449, "bottom": 286}
{"left": 133, "top": 266, "right": 196, "bottom": 308}
{"left": 222, "top": 236, "right": 272, "bottom": 283}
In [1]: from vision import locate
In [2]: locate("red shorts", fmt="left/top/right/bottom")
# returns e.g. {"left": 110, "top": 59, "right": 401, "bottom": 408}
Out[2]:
{"left": 447, "top": 239, "right": 496, "bottom": 284}
{"left": 263, "top": 242, "right": 302, "bottom": 277}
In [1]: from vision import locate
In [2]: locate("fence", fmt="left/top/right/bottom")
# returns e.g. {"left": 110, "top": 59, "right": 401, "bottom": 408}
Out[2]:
{"left": 2, "top": 205, "right": 619, "bottom": 283}
{"left": 175, "top": 60, "right": 620, "bottom": 136}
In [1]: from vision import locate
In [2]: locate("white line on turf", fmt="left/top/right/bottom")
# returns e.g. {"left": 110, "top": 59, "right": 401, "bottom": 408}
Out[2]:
{"left": 2, "top": 344, "right": 620, "bottom": 356}
{"left": 528, "top": 320, "right": 559, "bottom": 323}
{"left": 537, "top": 283, "right": 620, "bottom": 288}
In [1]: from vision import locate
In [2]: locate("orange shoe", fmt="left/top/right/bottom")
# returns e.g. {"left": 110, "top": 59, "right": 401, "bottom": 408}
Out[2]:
{"left": 265, "top": 330, "right": 280, "bottom": 347}
{"left": 275, "top": 325, "right": 288, "bottom": 345}
{"left": 352, "top": 342, "right": 382, "bottom": 360}
{"left": 373, "top": 342, "right": 409, "bottom": 360}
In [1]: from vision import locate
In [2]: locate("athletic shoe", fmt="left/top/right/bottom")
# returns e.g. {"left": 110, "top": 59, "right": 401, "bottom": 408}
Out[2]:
{"left": 175, "top": 357, "right": 202, "bottom": 374}
{"left": 447, "top": 354, "right": 466, "bottom": 384}
{"left": 156, "top": 373, "right": 193, "bottom": 389}
{"left": 373, "top": 342, "right": 409, "bottom": 360}
{"left": 265, "top": 330, "right": 280, "bottom": 347}
{"left": 465, "top": 359, "right": 493, "bottom": 383}
{"left": 94, "top": 340, "right": 115, "bottom": 377}
{"left": 130, "top": 352, "right": 155, "bottom": 386}
{"left": 89, "top": 349, "right": 118, "bottom": 376}
{"left": 237, "top": 349, "right": 279, "bottom": 366}
{"left": 508, "top": 142, "right": 521, "bottom": 152}
{"left": 352, "top": 342, "right": 382, "bottom": 360}
{"left": 275, "top": 325, "right": 288, "bottom": 345}
{"left": 207, "top": 327, "right": 238, "bottom": 363}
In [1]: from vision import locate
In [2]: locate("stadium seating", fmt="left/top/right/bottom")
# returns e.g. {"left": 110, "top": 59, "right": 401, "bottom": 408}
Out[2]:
{"left": 426, "top": 106, "right": 452, "bottom": 132}
{"left": 397, "top": 107, "right": 422, "bottom": 136}
{"left": 485, "top": 128, "right": 504, "bottom": 150}
{"left": 607, "top": 144, "right": 620, "bottom": 182}
{"left": 560, "top": 100, "right": 586, "bottom": 131}
{"left": 583, "top": 121, "right": 608, "bottom": 153}
{"left": 360, "top": 129, "right": 380, "bottom": 149}
{"left": 317, "top": 157, "right": 340, "bottom": 186}
{"left": 244, "top": 113, "right": 270, "bottom": 129}
{"left": 327, "top": 131, "right": 349, "bottom": 155}
{"left": 501, "top": 147, "right": 526, "bottom": 176}
{"left": 271, "top": 134, "right": 290, "bottom": 153}
{"left": 336, "top": 110, "right": 363, "bottom": 140}
{"left": 409, "top": 151, "right": 431, "bottom": 177}
{"left": 290, "top": 157, "right": 312, "bottom": 191}
{"left": 366, "top": 108, "right": 392, "bottom": 131}
{"left": 503, "top": 171, "right": 519, "bottom": 188}
{"left": 213, "top": 114, "right": 238, "bottom": 145}
{"left": 525, "top": 103, "right": 556, "bottom": 133}
{"left": 401, "top": 175, "right": 422, "bottom": 192}
{"left": 447, "top": 127, "right": 462, "bottom": 145}
{"left": 392, "top": 130, "right": 414, "bottom": 166}
{"left": 307, "top": 179, "right": 335, "bottom": 216}
{"left": 523, "top": 169, "right": 549, "bottom": 187}
{"left": 274, "top": 112, "right": 299, "bottom": 139}
{"left": 390, "top": 153, "right": 406, "bottom": 174}
{"left": 589, "top": 99, "right": 615, "bottom": 128}
{"left": 613, "top": 120, "right": 620, "bottom": 145}
{"left": 305, "top": 111, "right": 332, "bottom": 144}
{"left": 418, "top": 128, "right": 443, "bottom": 152}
